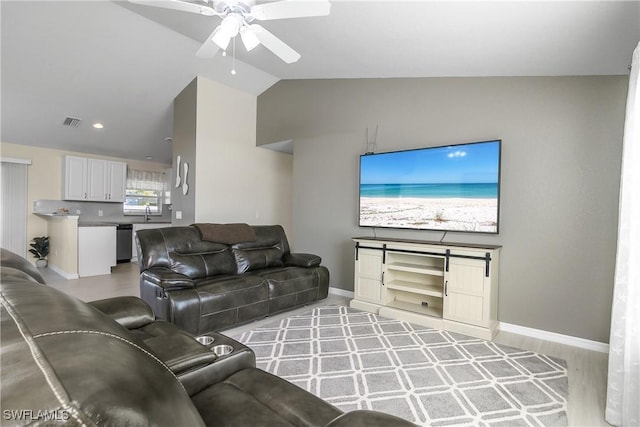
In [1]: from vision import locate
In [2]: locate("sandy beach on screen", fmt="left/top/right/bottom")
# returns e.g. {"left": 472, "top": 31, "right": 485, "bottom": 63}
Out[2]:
{"left": 360, "top": 197, "right": 498, "bottom": 232}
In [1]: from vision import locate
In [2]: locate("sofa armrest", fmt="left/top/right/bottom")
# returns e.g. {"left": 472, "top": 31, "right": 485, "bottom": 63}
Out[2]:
{"left": 141, "top": 268, "right": 196, "bottom": 291}
{"left": 284, "top": 253, "right": 321, "bottom": 268}
{"left": 144, "top": 333, "right": 217, "bottom": 375}
{"left": 178, "top": 333, "right": 256, "bottom": 396}
{"left": 89, "top": 296, "right": 155, "bottom": 329}
{"left": 326, "top": 410, "right": 417, "bottom": 427}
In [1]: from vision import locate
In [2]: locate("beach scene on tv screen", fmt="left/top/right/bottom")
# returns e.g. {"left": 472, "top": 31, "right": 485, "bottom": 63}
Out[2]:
{"left": 359, "top": 141, "right": 500, "bottom": 233}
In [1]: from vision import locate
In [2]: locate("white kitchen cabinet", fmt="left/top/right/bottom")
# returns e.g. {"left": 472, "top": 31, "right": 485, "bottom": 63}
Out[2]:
{"left": 351, "top": 237, "right": 500, "bottom": 340}
{"left": 64, "top": 156, "right": 126, "bottom": 202}
{"left": 78, "top": 226, "right": 116, "bottom": 277}
{"left": 106, "top": 161, "right": 126, "bottom": 202}
{"left": 87, "top": 158, "right": 107, "bottom": 201}
{"left": 64, "top": 156, "right": 88, "bottom": 200}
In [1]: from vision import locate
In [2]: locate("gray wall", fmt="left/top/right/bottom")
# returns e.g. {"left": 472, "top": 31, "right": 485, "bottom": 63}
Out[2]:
{"left": 172, "top": 78, "right": 197, "bottom": 225}
{"left": 257, "top": 76, "right": 627, "bottom": 343}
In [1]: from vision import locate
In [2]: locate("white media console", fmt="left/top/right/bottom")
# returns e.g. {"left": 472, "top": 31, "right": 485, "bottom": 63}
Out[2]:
{"left": 350, "top": 237, "right": 501, "bottom": 340}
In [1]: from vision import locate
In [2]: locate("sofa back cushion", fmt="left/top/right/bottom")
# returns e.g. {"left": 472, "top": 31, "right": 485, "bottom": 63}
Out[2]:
{"left": 136, "top": 227, "right": 236, "bottom": 279}
{"left": 232, "top": 225, "right": 291, "bottom": 274}
{"left": 170, "top": 249, "right": 237, "bottom": 278}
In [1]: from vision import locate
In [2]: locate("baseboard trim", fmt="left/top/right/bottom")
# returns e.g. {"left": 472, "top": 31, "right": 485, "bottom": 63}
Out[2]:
{"left": 499, "top": 322, "right": 609, "bottom": 353}
{"left": 48, "top": 264, "right": 79, "bottom": 280}
{"left": 329, "top": 287, "right": 354, "bottom": 298}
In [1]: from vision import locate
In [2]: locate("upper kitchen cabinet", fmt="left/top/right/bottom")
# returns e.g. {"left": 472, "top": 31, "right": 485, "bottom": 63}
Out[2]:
{"left": 63, "top": 156, "right": 126, "bottom": 202}
{"left": 107, "top": 161, "right": 127, "bottom": 202}
{"left": 64, "top": 155, "right": 88, "bottom": 200}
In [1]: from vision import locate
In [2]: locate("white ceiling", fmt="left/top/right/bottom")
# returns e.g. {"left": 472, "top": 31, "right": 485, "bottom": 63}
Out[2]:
{"left": 2, "top": 1, "right": 639, "bottom": 164}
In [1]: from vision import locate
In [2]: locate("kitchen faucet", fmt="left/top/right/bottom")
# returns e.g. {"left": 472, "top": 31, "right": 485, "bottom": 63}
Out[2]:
{"left": 144, "top": 206, "right": 151, "bottom": 222}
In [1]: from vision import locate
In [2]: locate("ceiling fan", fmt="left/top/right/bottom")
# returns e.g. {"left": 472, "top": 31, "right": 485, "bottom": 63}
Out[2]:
{"left": 128, "top": 0, "right": 331, "bottom": 63}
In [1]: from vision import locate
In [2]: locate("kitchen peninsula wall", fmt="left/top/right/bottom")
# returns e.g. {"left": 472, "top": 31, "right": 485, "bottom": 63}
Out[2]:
{"left": 33, "top": 200, "right": 172, "bottom": 224}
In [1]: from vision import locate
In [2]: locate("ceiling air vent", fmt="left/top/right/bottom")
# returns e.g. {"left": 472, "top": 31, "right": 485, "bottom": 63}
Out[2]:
{"left": 63, "top": 117, "right": 82, "bottom": 128}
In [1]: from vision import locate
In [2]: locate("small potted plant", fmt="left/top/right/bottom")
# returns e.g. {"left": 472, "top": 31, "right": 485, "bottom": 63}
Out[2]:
{"left": 29, "top": 236, "right": 50, "bottom": 268}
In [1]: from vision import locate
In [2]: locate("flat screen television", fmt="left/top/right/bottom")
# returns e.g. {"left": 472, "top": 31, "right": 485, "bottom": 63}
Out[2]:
{"left": 359, "top": 140, "right": 501, "bottom": 234}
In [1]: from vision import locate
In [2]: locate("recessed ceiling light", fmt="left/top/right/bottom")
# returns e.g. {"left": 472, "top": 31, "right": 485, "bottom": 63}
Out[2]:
{"left": 164, "top": 137, "right": 173, "bottom": 143}
{"left": 145, "top": 156, "right": 153, "bottom": 160}
{"left": 92, "top": 123, "right": 104, "bottom": 129}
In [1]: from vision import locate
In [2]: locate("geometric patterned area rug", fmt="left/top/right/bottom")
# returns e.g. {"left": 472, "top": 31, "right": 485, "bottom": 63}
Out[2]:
{"left": 237, "top": 306, "right": 568, "bottom": 427}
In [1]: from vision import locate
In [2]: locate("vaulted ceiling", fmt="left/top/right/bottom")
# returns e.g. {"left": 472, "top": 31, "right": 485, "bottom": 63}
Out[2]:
{"left": 2, "top": 1, "right": 638, "bottom": 164}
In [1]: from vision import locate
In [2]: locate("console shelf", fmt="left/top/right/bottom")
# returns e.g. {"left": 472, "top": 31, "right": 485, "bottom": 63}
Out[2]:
{"left": 386, "top": 300, "right": 442, "bottom": 318}
{"left": 386, "top": 280, "right": 443, "bottom": 298}
{"left": 386, "top": 262, "right": 444, "bottom": 276}
{"left": 351, "top": 237, "right": 501, "bottom": 341}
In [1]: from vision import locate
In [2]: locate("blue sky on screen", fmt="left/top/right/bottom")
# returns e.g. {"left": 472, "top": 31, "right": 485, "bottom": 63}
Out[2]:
{"left": 360, "top": 140, "right": 500, "bottom": 185}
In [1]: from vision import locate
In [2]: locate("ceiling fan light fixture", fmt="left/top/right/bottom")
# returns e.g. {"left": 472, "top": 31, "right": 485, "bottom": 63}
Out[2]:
{"left": 213, "top": 15, "right": 242, "bottom": 50}
{"left": 240, "top": 27, "right": 260, "bottom": 51}
{"left": 212, "top": 32, "right": 231, "bottom": 50}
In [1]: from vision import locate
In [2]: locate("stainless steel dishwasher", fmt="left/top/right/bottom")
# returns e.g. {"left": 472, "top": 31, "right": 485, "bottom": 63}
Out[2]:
{"left": 116, "top": 224, "right": 133, "bottom": 263}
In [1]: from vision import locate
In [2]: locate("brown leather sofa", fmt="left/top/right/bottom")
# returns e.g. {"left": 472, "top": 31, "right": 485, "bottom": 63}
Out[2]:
{"left": 136, "top": 224, "right": 330, "bottom": 334}
{"left": 0, "top": 248, "right": 416, "bottom": 427}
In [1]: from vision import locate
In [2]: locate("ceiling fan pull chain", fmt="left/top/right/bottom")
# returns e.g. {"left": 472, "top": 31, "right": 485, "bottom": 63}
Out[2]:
{"left": 231, "top": 36, "right": 237, "bottom": 75}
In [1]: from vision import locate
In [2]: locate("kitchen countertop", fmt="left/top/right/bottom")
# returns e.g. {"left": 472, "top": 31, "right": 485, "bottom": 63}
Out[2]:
{"left": 78, "top": 220, "right": 171, "bottom": 227}
{"left": 118, "top": 220, "right": 172, "bottom": 225}
{"left": 34, "top": 213, "right": 80, "bottom": 219}
{"left": 35, "top": 213, "right": 170, "bottom": 226}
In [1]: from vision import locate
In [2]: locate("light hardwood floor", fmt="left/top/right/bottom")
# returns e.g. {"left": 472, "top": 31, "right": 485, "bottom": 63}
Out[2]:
{"left": 43, "top": 263, "right": 611, "bottom": 427}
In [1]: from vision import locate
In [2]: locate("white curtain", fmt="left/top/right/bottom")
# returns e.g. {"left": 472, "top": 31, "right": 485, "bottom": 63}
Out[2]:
{"left": 0, "top": 159, "right": 30, "bottom": 257}
{"left": 606, "top": 42, "right": 640, "bottom": 427}
{"left": 126, "top": 169, "right": 165, "bottom": 191}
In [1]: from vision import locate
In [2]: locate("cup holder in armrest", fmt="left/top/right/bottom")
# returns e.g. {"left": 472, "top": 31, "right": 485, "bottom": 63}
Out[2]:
{"left": 194, "top": 336, "right": 233, "bottom": 356}
{"left": 195, "top": 335, "right": 215, "bottom": 346}
{"left": 212, "top": 344, "right": 233, "bottom": 357}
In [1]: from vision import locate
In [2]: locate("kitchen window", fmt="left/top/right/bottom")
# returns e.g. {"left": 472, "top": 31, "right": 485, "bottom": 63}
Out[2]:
{"left": 123, "top": 169, "right": 166, "bottom": 215}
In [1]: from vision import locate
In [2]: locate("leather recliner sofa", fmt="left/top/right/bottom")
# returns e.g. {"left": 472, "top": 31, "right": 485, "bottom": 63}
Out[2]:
{"left": 136, "top": 224, "right": 330, "bottom": 334}
{"left": 0, "top": 248, "right": 416, "bottom": 427}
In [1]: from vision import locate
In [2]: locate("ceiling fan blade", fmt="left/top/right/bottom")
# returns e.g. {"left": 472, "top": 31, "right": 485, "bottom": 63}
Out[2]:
{"left": 250, "top": 0, "right": 331, "bottom": 21}
{"left": 250, "top": 24, "right": 301, "bottom": 63}
{"left": 196, "top": 27, "right": 222, "bottom": 58}
{"left": 127, "top": 0, "right": 216, "bottom": 16}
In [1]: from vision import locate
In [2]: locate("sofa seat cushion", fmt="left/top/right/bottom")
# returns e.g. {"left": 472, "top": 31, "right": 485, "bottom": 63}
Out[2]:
{"left": 194, "top": 276, "right": 269, "bottom": 332}
{"left": 255, "top": 267, "right": 318, "bottom": 298}
{"left": 196, "top": 275, "right": 268, "bottom": 315}
{"left": 192, "top": 368, "right": 342, "bottom": 427}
